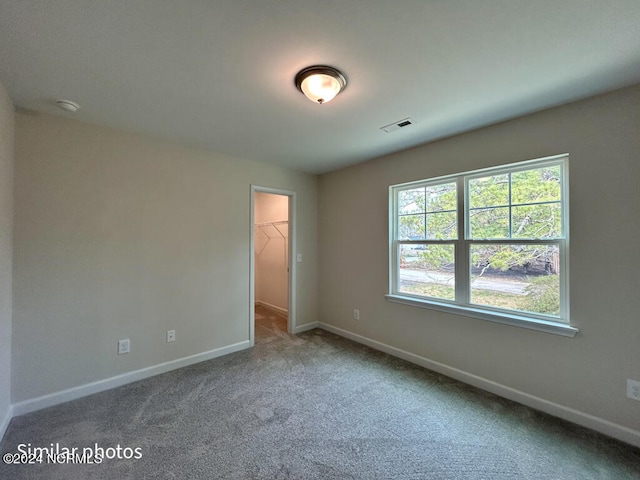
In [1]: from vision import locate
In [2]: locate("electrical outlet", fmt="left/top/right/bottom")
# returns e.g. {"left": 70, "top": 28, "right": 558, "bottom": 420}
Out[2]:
{"left": 353, "top": 309, "right": 360, "bottom": 320}
{"left": 628, "top": 379, "right": 640, "bottom": 401}
{"left": 118, "top": 339, "right": 130, "bottom": 355}
{"left": 167, "top": 330, "right": 176, "bottom": 343}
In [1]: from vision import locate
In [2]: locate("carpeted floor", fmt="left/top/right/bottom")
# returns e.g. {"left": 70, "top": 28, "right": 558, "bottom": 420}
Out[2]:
{"left": 1, "top": 307, "right": 639, "bottom": 479}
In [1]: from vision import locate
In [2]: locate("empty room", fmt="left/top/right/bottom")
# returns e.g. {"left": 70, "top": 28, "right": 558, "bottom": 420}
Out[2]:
{"left": 1, "top": 1, "right": 639, "bottom": 478}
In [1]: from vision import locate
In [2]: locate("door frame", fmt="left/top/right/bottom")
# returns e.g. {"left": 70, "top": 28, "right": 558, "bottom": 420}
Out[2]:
{"left": 249, "top": 185, "right": 296, "bottom": 346}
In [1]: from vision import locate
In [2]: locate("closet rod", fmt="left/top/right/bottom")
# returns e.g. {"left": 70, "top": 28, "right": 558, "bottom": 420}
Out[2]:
{"left": 254, "top": 220, "right": 288, "bottom": 227}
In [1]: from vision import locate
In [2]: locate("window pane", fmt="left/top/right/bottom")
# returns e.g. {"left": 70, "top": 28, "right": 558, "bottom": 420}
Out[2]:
{"left": 470, "top": 244, "right": 560, "bottom": 317}
{"left": 398, "top": 182, "right": 457, "bottom": 240}
{"left": 398, "top": 187, "right": 425, "bottom": 215}
{"left": 512, "top": 204, "right": 562, "bottom": 239}
{"left": 399, "top": 214, "right": 425, "bottom": 240}
{"left": 426, "top": 211, "right": 457, "bottom": 239}
{"left": 469, "top": 174, "right": 509, "bottom": 208}
{"left": 512, "top": 166, "right": 561, "bottom": 204}
{"left": 399, "top": 244, "right": 455, "bottom": 301}
{"left": 469, "top": 207, "right": 509, "bottom": 239}
{"left": 425, "top": 182, "right": 457, "bottom": 212}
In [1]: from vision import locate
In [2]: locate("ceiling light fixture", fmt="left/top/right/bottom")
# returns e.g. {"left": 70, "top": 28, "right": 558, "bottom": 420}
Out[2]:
{"left": 55, "top": 99, "right": 80, "bottom": 113}
{"left": 294, "top": 65, "right": 346, "bottom": 104}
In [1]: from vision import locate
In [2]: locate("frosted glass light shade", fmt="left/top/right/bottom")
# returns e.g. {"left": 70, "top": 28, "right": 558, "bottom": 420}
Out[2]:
{"left": 295, "top": 66, "right": 346, "bottom": 104}
{"left": 300, "top": 74, "right": 341, "bottom": 104}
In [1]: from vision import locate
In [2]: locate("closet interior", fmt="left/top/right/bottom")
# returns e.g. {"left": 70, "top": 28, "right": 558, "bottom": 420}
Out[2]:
{"left": 254, "top": 192, "right": 289, "bottom": 334}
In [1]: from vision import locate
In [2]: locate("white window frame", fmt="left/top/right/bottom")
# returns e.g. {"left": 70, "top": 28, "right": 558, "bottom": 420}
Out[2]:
{"left": 386, "top": 154, "right": 577, "bottom": 337}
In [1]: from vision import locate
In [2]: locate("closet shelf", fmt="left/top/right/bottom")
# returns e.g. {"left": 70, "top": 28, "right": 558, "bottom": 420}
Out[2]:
{"left": 254, "top": 220, "right": 288, "bottom": 238}
{"left": 254, "top": 221, "right": 288, "bottom": 257}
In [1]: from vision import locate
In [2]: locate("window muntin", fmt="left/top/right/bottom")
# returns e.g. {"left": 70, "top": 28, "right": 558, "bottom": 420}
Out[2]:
{"left": 390, "top": 155, "right": 569, "bottom": 325}
{"left": 398, "top": 182, "right": 457, "bottom": 240}
{"left": 467, "top": 165, "right": 563, "bottom": 240}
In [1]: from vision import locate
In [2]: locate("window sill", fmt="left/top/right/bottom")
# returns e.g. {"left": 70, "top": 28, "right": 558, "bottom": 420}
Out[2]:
{"left": 385, "top": 294, "right": 578, "bottom": 337}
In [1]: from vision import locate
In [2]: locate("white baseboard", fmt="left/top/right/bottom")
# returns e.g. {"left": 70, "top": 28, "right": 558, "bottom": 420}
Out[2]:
{"left": 12, "top": 340, "right": 251, "bottom": 418}
{"left": 294, "top": 321, "right": 319, "bottom": 334}
{"left": 318, "top": 322, "right": 640, "bottom": 448}
{"left": 0, "top": 404, "right": 13, "bottom": 442}
{"left": 256, "top": 300, "right": 288, "bottom": 317}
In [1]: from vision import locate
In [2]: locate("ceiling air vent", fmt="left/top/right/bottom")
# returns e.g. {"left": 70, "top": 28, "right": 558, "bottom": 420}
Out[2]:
{"left": 380, "top": 117, "right": 416, "bottom": 133}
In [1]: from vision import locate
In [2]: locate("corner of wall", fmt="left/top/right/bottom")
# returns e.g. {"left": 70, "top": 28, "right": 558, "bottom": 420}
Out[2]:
{"left": 0, "top": 79, "right": 15, "bottom": 441}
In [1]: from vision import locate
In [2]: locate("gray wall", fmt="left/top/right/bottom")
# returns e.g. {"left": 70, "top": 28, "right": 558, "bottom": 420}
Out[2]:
{"left": 318, "top": 85, "right": 640, "bottom": 433}
{"left": 0, "top": 81, "right": 14, "bottom": 431}
{"left": 12, "top": 112, "right": 317, "bottom": 402}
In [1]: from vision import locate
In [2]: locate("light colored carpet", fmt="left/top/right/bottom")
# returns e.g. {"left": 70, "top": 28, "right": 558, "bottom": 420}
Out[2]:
{"left": 1, "top": 308, "right": 639, "bottom": 479}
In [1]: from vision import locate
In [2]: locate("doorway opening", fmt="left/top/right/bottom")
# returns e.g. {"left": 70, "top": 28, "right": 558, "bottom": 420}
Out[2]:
{"left": 250, "top": 186, "right": 296, "bottom": 346}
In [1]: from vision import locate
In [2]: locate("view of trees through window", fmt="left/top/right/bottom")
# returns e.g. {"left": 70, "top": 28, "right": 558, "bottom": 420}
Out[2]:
{"left": 395, "top": 162, "right": 565, "bottom": 318}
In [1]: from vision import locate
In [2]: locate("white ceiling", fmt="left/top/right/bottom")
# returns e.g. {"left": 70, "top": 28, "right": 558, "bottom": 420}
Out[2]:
{"left": 1, "top": 1, "right": 639, "bottom": 174}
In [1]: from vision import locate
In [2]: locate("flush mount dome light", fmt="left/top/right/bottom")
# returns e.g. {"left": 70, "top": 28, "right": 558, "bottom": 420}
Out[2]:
{"left": 295, "top": 65, "right": 346, "bottom": 104}
{"left": 55, "top": 99, "right": 80, "bottom": 112}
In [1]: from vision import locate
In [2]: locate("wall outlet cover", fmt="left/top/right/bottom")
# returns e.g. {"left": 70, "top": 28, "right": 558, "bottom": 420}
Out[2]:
{"left": 628, "top": 379, "right": 640, "bottom": 401}
{"left": 118, "top": 338, "right": 130, "bottom": 355}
